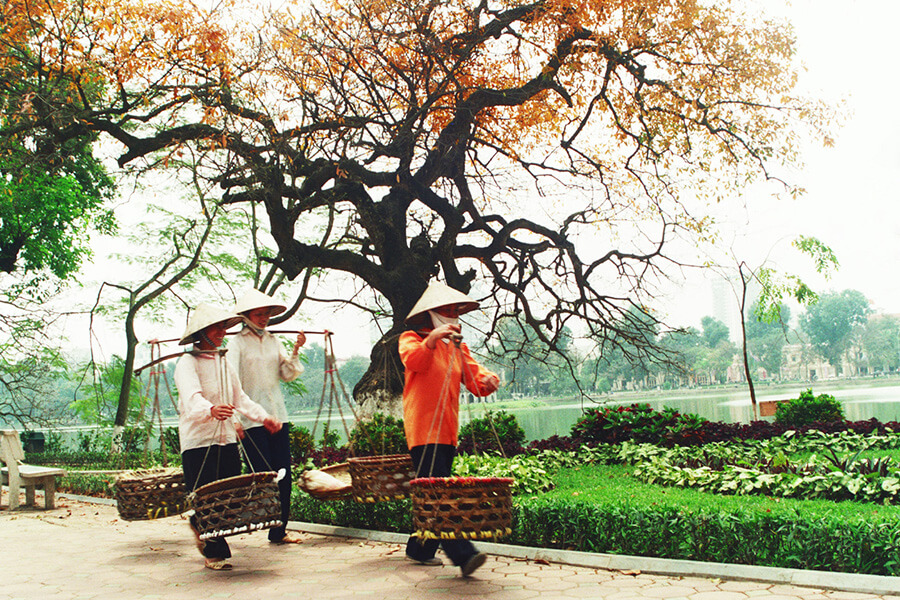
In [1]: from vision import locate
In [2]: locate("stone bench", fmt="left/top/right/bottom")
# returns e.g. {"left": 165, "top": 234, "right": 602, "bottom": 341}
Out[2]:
{"left": 1, "top": 429, "right": 67, "bottom": 510}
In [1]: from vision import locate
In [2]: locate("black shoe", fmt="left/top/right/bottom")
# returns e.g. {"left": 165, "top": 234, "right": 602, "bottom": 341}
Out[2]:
{"left": 406, "top": 554, "right": 443, "bottom": 566}
{"left": 461, "top": 552, "right": 486, "bottom": 577}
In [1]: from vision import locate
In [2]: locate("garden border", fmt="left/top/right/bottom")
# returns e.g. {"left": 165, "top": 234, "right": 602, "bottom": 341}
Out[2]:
{"left": 295, "top": 520, "right": 900, "bottom": 595}
{"left": 58, "top": 492, "right": 900, "bottom": 595}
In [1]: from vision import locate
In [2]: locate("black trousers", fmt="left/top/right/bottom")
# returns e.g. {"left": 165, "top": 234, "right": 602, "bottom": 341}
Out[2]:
{"left": 405, "top": 444, "right": 478, "bottom": 567}
{"left": 241, "top": 423, "right": 293, "bottom": 541}
{"left": 182, "top": 443, "right": 242, "bottom": 559}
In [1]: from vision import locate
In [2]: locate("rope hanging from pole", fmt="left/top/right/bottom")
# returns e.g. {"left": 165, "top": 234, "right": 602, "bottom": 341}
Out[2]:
{"left": 300, "top": 331, "right": 417, "bottom": 503}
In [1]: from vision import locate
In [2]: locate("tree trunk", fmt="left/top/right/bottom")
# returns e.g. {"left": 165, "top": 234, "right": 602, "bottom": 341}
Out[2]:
{"left": 353, "top": 328, "right": 406, "bottom": 419}
{"left": 742, "top": 328, "right": 758, "bottom": 420}
{"left": 115, "top": 307, "right": 139, "bottom": 428}
{"left": 738, "top": 266, "right": 759, "bottom": 420}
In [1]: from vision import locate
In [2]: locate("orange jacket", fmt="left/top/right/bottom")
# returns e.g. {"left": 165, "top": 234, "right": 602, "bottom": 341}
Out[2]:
{"left": 399, "top": 330, "right": 497, "bottom": 448}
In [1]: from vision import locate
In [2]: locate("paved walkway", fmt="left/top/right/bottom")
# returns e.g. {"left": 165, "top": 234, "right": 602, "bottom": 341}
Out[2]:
{"left": 2, "top": 492, "right": 900, "bottom": 600}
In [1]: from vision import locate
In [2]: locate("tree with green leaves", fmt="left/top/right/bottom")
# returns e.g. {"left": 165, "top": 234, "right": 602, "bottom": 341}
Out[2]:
{"left": 71, "top": 356, "right": 143, "bottom": 426}
{"left": 0, "top": 144, "right": 115, "bottom": 278}
{"left": 732, "top": 236, "right": 839, "bottom": 416}
{"left": 859, "top": 314, "right": 900, "bottom": 374}
{"left": 0, "top": 321, "right": 71, "bottom": 426}
{"left": 0, "top": 56, "right": 115, "bottom": 279}
{"left": 800, "top": 289, "right": 871, "bottom": 374}
{"left": 656, "top": 327, "right": 703, "bottom": 387}
{"left": 700, "top": 317, "right": 730, "bottom": 349}
{"left": 0, "top": 11, "right": 116, "bottom": 426}
{"left": 745, "top": 300, "right": 791, "bottom": 379}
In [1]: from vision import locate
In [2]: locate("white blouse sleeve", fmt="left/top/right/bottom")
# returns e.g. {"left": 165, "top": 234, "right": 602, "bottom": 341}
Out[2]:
{"left": 174, "top": 356, "right": 214, "bottom": 424}
{"left": 278, "top": 352, "right": 304, "bottom": 382}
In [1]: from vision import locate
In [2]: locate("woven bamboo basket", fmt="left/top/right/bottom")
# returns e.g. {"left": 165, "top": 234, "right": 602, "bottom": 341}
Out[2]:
{"left": 114, "top": 467, "right": 187, "bottom": 521}
{"left": 297, "top": 462, "right": 353, "bottom": 500}
{"left": 188, "top": 471, "right": 282, "bottom": 540}
{"left": 348, "top": 454, "right": 417, "bottom": 502}
{"left": 409, "top": 476, "right": 514, "bottom": 540}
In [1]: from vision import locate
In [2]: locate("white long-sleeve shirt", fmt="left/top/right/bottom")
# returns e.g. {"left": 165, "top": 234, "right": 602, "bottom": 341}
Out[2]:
{"left": 226, "top": 327, "right": 304, "bottom": 428}
{"left": 174, "top": 350, "right": 271, "bottom": 452}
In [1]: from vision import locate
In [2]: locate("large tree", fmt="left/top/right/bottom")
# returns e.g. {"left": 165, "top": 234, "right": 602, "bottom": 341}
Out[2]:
{"left": 859, "top": 315, "right": 900, "bottom": 374}
{"left": 700, "top": 317, "right": 729, "bottom": 349}
{"left": 3, "top": 0, "right": 832, "bottom": 413}
{"left": 745, "top": 300, "right": 791, "bottom": 378}
{"left": 0, "top": 0, "right": 116, "bottom": 426}
{"left": 801, "top": 289, "right": 871, "bottom": 373}
{"left": 0, "top": 0, "right": 116, "bottom": 277}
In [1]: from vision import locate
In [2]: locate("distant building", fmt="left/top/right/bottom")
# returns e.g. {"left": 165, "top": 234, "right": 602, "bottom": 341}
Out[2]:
{"left": 710, "top": 277, "right": 742, "bottom": 343}
{"left": 725, "top": 354, "right": 767, "bottom": 384}
{"left": 780, "top": 344, "right": 835, "bottom": 381}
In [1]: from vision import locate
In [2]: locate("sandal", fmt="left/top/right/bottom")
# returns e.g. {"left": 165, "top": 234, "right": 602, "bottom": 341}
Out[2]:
{"left": 272, "top": 532, "right": 304, "bottom": 545}
{"left": 204, "top": 559, "right": 233, "bottom": 571}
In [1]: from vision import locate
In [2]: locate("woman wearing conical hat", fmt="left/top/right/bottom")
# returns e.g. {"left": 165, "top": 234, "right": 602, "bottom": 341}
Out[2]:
{"left": 174, "top": 303, "right": 282, "bottom": 570}
{"left": 400, "top": 282, "right": 500, "bottom": 577}
{"left": 227, "top": 288, "right": 306, "bottom": 545}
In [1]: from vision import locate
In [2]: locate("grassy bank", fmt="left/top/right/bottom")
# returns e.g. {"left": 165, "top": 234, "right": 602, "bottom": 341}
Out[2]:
{"left": 510, "top": 463, "right": 900, "bottom": 575}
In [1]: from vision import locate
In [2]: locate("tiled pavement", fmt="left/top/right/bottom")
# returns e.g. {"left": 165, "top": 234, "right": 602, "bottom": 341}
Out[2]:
{"left": 2, "top": 492, "right": 900, "bottom": 600}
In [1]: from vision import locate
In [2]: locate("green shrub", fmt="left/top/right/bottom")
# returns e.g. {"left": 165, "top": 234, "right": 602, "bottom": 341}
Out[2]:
{"left": 59, "top": 472, "right": 116, "bottom": 497}
{"left": 319, "top": 426, "right": 341, "bottom": 450}
{"left": 458, "top": 410, "right": 525, "bottom": 454}
{"left": 77, "top": 430, "right": 103, "bottom": 453}
{"left": 290, "top": 456, "right": 900, "bottom": 576}
{"left": 775, "top": 389, "right": 844, "bottom": 427}
{"left": 161, "top": 426, "right": 180, "bottom": 455}
{"left": 570, "top": 403, "right": 706, "bottom": 445}
{"left": 454, "top": 452, "right": 555, "bottom": 495}
{"left": 291, "top": 494, "right": 412, "bottom": 533}
{"left": 115, "top": 426, "right": 147, "bottom": 453}
{"left": 44, "top": 430, "right": 65, "bottom": 453}
{"left": 289, "top": 424, "right": 316, "bottom": 460}
{"left": 26, "top": 449, "right": 181, "bottom": 469}
{"left": 349, "top": 413, "right": 407, "bottom": 456}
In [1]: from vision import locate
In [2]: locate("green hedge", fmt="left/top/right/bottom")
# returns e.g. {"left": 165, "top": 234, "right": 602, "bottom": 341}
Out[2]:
{"left": 775, "top": 389, "right": 845, "bottom": 427}
{"left": 26, "top": 450, "right": 181, "bottom": 469}
{"left": 58, "top": 472, "right": 117, "bottom": 497}
{"left": 291, "top": 494, "right": 412, "bottom": 532}
{"left": 290, "top": 488, "right": 900, "bottom": 576}
{"left": 510, "top": 498, "right": 900, "bottom": 575}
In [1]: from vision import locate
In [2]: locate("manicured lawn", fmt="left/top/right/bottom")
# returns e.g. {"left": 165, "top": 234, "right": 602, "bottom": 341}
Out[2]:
{"left": 548, "top": 463, "right": 900, "bottom": 525}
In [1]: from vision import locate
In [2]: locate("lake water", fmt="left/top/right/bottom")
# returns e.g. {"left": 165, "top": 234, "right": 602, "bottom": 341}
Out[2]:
{"left": 284, "top": 380, "right": 900, "bottom": 444}
{"left": 510, "top": 381, "right": 900, "bottom": 442}
{"left": 24, "top": 380, "right": 900, "bottom": 447}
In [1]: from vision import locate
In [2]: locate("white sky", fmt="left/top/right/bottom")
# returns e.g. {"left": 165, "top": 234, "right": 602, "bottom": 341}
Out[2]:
{"left": 661, "top": 0, "right": 900, "bottom": 332}
{"left": 67, "top": 0, "right": 900, "bottom": 360}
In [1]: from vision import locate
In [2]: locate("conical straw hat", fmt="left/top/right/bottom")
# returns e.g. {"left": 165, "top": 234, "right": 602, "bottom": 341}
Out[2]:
{"left": 178, "top": 303, "right": 243, "bottom": 345}
{"left": 233, "top": 288, "right": 287, "bottom": 317}
{"left": 405, "top": 282, "right": 479, "bottom": 323}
